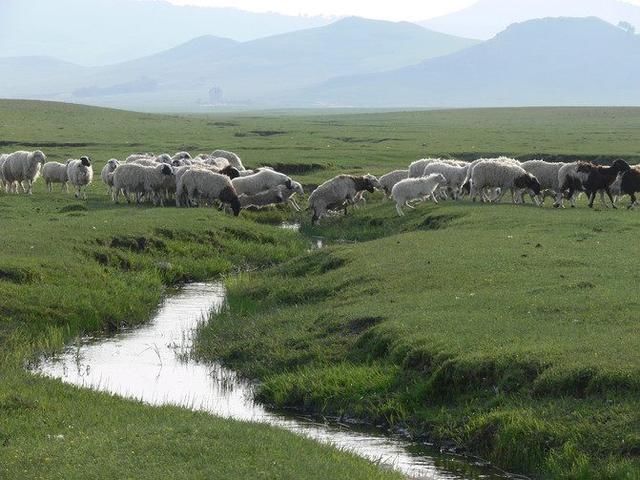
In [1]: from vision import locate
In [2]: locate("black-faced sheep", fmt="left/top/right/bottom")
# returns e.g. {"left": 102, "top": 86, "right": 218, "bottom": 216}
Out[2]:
{"left": 308, "top": 174, "right": 380, "bottom": 225}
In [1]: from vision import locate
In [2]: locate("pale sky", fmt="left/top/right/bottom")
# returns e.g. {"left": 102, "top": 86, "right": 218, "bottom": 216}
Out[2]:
{"left": 164, "top": 0, "right": 640, "bottom": 21}
{"left": 164, "top": 0, "right": 479, "bottom": 21}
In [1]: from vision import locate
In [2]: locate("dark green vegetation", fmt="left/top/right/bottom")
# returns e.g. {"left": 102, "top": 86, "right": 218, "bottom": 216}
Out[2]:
{"left": 2, "top": 100, "right": 640, "bottom": 479}
{"left": 198, "top": 203, "right": 640, "bottom": 479}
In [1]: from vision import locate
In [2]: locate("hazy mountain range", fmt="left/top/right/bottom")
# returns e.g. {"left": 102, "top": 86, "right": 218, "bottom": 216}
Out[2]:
{"left": 422, "top": 0, "right": 640, "bottom": 39}
{"left": 301, "top": 17, "right": 640, "bottom": 108}
{"left": 0, "top": 0, "right": 334, "bottom": 65}
{"left": 1, "top": 1, "right": 640, "bottom": 110}
{"left": 0, "top": 18, "right": 478, "bottom": 110}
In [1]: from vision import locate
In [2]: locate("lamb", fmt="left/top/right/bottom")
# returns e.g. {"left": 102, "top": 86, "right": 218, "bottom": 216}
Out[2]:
{"left": 66, "top": 156, "right": 94, "bottom": 200}
{"left": 379, "top": 170, "right": 409, "bottom": 198}
{"left": 211, "top": 150, "right": 245, "bottom": 171}
{"left": 42, "top": 161, "right": 70, "bottom": 192}
{"left": 470, "top": 159, "right": 541, "bottom": 204}
{"left": 1, "top": 150, "right": 46, "bottom": 194}
{"left": 308, "top": 174, "right": 380, "bottom": 224}
{"left": 238, "top": 181, "right": 304, "bottom": 211}
{"left": 100, "top": 159, "right": 120, "bottom": 195}
{"left": 231, "top": 169, "right": 293, "bottom": 196}
{"left": 422, "top": 162, "right": 469, "bottom": 200}
{"left": 521, "top": 160, "right": 566, "bottom": 207}
{"left": 176, "top": 168, "right": 241, "bottom": 215}
{"left": 620, "top": 166, "right": 640, "bottom": 209}
{"left": 391, "top": 174, "right": 447, "bottom": 216}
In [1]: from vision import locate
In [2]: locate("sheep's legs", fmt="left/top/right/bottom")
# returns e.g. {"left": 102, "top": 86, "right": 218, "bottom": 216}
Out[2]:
{"left": 628, "top": 193, "right": 638, "bottom": 210}
{"left": 396, "top": 204, "right": 405, "bottom": 216}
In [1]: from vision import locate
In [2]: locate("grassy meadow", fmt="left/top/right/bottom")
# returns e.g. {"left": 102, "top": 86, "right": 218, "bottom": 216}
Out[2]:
{"left": 1, "top": 100, "right": 640, "bottom": 479}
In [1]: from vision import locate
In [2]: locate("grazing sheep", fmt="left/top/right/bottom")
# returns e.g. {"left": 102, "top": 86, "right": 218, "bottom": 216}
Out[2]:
{"left": 620, "top": 166, "right": 640, "bottom": 209}
{"left": 100, "top": 159, "right": 120, "bottom": 195}
{"left": 470, "top": 159, "right": 541, "bottom": 204}
{"left": 556, "top": 163, "right": 588, "bottom": 208}
{"left": 66, "top": 156, "right": 94, "bottom": 200}
{"left": 176, "top": 168, "right": 241, "bottom": 215}
{"left": 379, "top": 170, "right": 409, "bottom": 198}
{"left": 211, "top": 150, "right": 245, "bottom": 171}
{"left": 231, "top": 169, "right": 293, "bottom": 196}
{"left": 1, "top": 150, "right": 46, "bottom": 194}
{"left": 308, "top": 174, "right": 379, "bottom": 225}
{"left": 521, "top": 160, "right": 567, "bottom": 206}
{"left": 42, "top": 161, "right": 70, "bottom": 192}
{"left": 423, "top": 162, "right": 469, "bottom": 200}
{"left": 238, "top": 181, "right": 304, "bottom": 211}
{"left": 391, "top": 174, "right": 447, "bottom": 216}
{"left": 112, "top": 163, "right": 171, "bottom": 204}
{"left": 577, "top": 160, "right": 631, "bottom": 209}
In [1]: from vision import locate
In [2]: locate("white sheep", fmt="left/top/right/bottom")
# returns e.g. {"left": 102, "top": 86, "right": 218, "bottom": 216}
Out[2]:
{"left": 171, "top": 152, "right": 191, "bottom": 163}
{"left": 112, "top": 163, "right": 172, "bottom": 204}
{"left": 231, "top": 169, "right": 293, "bottom": 196}
{"left": 100, "top": 159, "right": 120, "bottom": 195}
{"left": 470, "top": 159, "right": 541, "bottom": 204}
{"left": 1, "top": 150, "right": 46, "bottom": 194}
{"left": 521, "top": 160, "right": 567, "bottom": 206}
{"left": 66, "top": 157, "right": 94, "bottom": 200}
{"left": 238, "top": 181, "right": 304, "bottom": 211}
{"left": 155, "top": 154, "right": 172, "bottom": 165}
{"left": 391, "top": 174, "right": 447, "bottom": 216}
{"left": 42, "top": 161, "right": 70, "bottom": 192}
{"left": 308, "top": 174, "right": 380, "bottom": 224}
{"left": 379, "top": 170, "right": 409, "bottom": 198}
{"left": 409, "top": 158, "right": 443, "bottom": 178}
{"left": 423, "top": 162, "right": 469, "bottom": 200}
{"left": 176, "top": 168, "right": 241, "bottom": 215}
{"left": 211, "top": 150, "right": 245, "bottom": 171}
{"left": 557, "top": 162, "right": 588, "bottom": 208}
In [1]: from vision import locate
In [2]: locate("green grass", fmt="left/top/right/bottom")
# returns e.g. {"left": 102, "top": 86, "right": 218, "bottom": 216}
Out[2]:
{"left": 3, "top": 99, "right": 640, "bottom": 478}
{"left": 195, "top": 201, "right": 640, "bottom": 478}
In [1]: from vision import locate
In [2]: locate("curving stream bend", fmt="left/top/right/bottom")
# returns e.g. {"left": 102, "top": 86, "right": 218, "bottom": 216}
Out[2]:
{"left": 33, "top": 282, "right": 516, "bottom": 480}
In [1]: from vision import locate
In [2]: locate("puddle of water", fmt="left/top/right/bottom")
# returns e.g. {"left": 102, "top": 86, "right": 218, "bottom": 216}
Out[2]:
{"left": 280, "top": 222, "right": 324, "bottom": 250}
{"left": 33, "top": 283, "right": 516, "bottom": 480}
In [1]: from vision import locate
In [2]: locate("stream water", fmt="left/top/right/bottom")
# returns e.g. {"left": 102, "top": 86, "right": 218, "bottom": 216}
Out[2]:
{"left": 32, "top": 282, "right": 520, "bottom": 479}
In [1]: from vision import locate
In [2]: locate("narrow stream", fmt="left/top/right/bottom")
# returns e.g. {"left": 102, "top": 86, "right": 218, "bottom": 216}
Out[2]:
{"left": 33, "top": 282, "right": 517, "bottom": 480}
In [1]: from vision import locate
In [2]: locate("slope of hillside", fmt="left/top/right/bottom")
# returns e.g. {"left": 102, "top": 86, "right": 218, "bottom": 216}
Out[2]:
{"left": 421, "top": 0, "right": 640, "bottom": 39}
{"left": 300, "top": 17, "right": 640, "bottom": 107}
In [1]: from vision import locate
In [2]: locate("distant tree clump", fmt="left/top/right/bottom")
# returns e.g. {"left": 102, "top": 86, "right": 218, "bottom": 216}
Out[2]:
{"left": 618, "top": 21, "right": 636, "bottom": 35}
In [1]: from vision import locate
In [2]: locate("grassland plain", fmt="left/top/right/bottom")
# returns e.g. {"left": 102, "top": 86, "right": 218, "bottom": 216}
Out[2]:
{"left": 1, "top": 99, "right": 640, "bottom": 479}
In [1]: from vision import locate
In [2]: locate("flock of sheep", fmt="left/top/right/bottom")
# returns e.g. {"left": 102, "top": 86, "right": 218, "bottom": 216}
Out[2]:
{"left": 1, "top": 149, "right": 640, "bottom": 225}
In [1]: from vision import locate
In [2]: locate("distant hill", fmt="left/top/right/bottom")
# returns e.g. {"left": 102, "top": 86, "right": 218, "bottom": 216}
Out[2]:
{"left": 0, "top": 17, "right": 479, "bottom": 110}
{"left": 298, "top": 17, "right": 640, "bottom": 107}
{"left": 421, "top": 0, "right": 640, "bottom": 39}
{"left": 0, "top": 0, "right": 333, "bottom": 66}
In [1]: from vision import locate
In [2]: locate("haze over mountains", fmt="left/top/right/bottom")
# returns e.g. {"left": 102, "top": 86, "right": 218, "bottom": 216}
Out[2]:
{"left": 301, "top": 17, "right": 640, "bottom": 107}
{"left": 0, "top": 0, "right": 334, "bottom": 65}
{"left": 0, "top": 18, "right": 478, "bottom": 110}
{"left": 1, "top": 0, "right": 640, "bottom": 110}
{"left": 422, "top": 0, "right": 640, "bottom": 39}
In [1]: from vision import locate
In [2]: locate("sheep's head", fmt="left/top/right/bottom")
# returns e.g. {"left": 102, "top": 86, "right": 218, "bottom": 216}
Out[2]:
{"left": 219, "top": 166, "right": 240, "bottom": 179}
{"left": 576, "top": 162, "right": 594, "bottom": 173}
{"left": 613, "top": 159, "right": 631, "bottom": 173}
{"left": 80, "top": 156, "right": 91, "bottom": 167}
{"left": 219, "top": 186, "right": 241, "bottom": 216}
{"left": 33, "top": 150, "right": 46, "bottom": 165}
{"left": 515, "top": 173, "right": 542, "bottom": 196}
{"left": 364, "top": 174, "right": 381, "bottom": 190}
{"left": 161, "top": 164, "right": 174, "bottom": 176}
{"left": 156, "top": 154, "right": 172, "bottom": 164}
{"left": 172, "top": 159, "right": 184, "bottom": 167}
{"left": 292, "top": 181, "right": 304, "bottom": 195}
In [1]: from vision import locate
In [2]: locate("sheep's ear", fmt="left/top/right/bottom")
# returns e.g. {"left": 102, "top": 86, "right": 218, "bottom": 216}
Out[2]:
{"left": 286, "top": 179, "right": 292, "bottom": 189}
